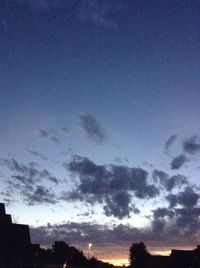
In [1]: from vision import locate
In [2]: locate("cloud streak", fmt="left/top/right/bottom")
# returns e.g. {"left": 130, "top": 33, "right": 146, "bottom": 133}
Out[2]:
{"left": 165, "top": 135, "right": 177, "bottom": 155}
{"left": 0, "top": 158, "right": 59, "bottom": 205}
{"left": 183, "top": 136, "right": 200, "bottom": 155}
{"left": 26, "top": 149, "right": 48, "bottom": 160}
{"left": 170, "top": 155, "right": 187, "bottom": 170}
{"left": 79, "top": 114, "right": 106, "bottom": 143}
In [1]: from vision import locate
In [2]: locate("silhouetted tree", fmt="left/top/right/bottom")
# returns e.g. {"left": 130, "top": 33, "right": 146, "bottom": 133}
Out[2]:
{"left": 52, "top": 241, "right": 69, "bottom": 263}
{"left": 51, "top": 241, "right": 88, "bottom": 266}
{"left": 129, "top": 242, "right": 151, "bottom": 268}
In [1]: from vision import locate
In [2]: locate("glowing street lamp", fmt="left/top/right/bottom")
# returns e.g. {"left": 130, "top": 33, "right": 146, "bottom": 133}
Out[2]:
{"left": 88, "top": 243, "right": 92, "bottom": 258}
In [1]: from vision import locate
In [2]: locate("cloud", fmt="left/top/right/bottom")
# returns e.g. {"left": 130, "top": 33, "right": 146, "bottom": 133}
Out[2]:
{"left": 152, "top": 170, "right": 188, "bottom": 191}
{"left": 61, "top": 127, "right": 70, "bottom": 134}
{"left": 51, "top": 136, "right": 61, "bottom": 145}
{"left": 166, "top": 187, "right": 199, "bottom": 208}
{"left": 153, "top": 207, "right": 174, "bottom": 219}
{"left": 165, "top": 135, "right": 177, "bottom": 155}
{"left": 0, "top": 158, "right": 59, "bottom": 185}
{"left": 30, "top": 222, "right": 143, "bottom": 253}
{"left": 177, "top": 187, "right": 199, "bottom": 208}
{"left": 64, "top": 155, "right": 159, "bottom": 219}
{"left": 3, "top": 0, "right": 121, "bottom": 31}
{"left": 39, "top": 129, "right": 49, "bottom": 138}
{"left": 151, "top": 203, "right": 200, "bottom": 236}
{"left": 39, "top": 129, "right": 61, "bottom": 145}
{"left": 30, "top": 219, "right": 200, "bottom": 258}
{"left": 166, "top": 194, "right": 177, "bottom": 208}
{"left": 183, "top": 136, "right": 200, "bottom": 155}
{"left": 151, "top": 207, "right": 175, "bottom": 232}
{"left": 0, "top": 158, "right": 59, "bottom": 205}
{"left": 174, "top": 207, "right": 200, "bottom": 229}
{"left": 103, "top": 191, "right": 136, "bottom": 219}
{"left": 26, "top": 149, "right": 48, "bottom": 160}
{"left": 23, "top": 185, "right": 57, "bottom": 206}
{"left": 151, "top": 185, "right": 200, "bottom": 235}
{"left": 79, "top": 114, "right": 106, "bottom": 143}
{"left": 77, "top": 0, "right": 119, "bottom": 29}
{"left": 170, "top": 155, "right": 187, "bottom": 169}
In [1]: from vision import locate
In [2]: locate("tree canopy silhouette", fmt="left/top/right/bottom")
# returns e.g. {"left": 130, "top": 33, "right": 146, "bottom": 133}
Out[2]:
{"left": 129, "top": 242, "right": 151, "bottom": 268}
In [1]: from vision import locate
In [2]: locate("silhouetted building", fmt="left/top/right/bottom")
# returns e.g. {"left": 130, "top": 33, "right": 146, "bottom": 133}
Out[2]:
{"left": 169, "top": 246, "right": 200, "bottom": 268}
{"left": 145, "top": 246, "right": 200, "bottom": 268}
{"left": 146, "top": 255, "right": 168, "bottom": 268}
{"left": 0, "top": 203, "right": 39, "bottom": 267}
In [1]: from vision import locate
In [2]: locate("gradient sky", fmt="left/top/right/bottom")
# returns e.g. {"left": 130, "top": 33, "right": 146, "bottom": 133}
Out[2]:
{"left": 0, "top": 0, "right": 200, "bottom": 265}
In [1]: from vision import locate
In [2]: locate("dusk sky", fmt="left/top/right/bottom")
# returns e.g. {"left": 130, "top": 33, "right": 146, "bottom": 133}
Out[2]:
{"left": 0, "top": 0, "right": 200, "bottom": 265}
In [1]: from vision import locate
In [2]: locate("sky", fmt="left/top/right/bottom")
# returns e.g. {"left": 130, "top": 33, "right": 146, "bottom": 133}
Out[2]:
{"left": 0, "top": 0, "right": 200, "bottom": 265}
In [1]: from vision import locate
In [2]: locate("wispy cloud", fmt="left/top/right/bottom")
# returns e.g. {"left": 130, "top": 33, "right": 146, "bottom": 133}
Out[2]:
{"left": 39, "top": 129, "right": 49, "bottom": 138}
{"left": 183, "top": 136, "right": 200, "bottom": 155}
{"left": 0, "top": 158, "right": 59, "bottom": 205}
{"left": 51, "top": 136, "right": 61, "bottom": 145}
{"left": 61, "top": 127, "right": 70, "bottom": 134}
{"left": 77, "top": 0, "right": 120, "bottom": 29}
{"left": 170, "top": 155, "right": 187, "bottom": 170}
{"left": 79, "top": 113, "right": 106, "bottom": 143}
{"left": 38, "top": 129, "right": 61, "bottom": 145}
{"left": 164, "top": 135, "right": 177, "bottom": 155}
{"left": 26, "top": 149, "right": 48, "bottom": 160}
{"left": 1, "top": 0, "right": 121, "bottom": 31}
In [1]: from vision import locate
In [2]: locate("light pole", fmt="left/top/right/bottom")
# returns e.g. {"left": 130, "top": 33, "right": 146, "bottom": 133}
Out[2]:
{"left": 88, "top": 243, "right": 92, "bottom": 259}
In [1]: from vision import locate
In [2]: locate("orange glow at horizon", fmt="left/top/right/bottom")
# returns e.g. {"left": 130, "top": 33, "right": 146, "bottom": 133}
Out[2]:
{"left": 100, "top": 247, "right": 196, "bottom": 266}
{"left": 101, "top": 258, "right": 129, "bottom": 266}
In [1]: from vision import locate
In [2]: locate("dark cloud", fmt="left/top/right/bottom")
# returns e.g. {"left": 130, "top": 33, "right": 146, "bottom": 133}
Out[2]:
{"left": 151, "top": 207, "right": 174, "bottom": 232}
{"left": 39, "top": 129, "right": 49, "bottom": 138}
{"left": 103, "top": 191, "right": 133, "bottom": 219}
{"left": 26, "top": 149, "right": 48, "bottom": 160}
{"left": 153, "top": 207, "right": 174, "bottom": 219}
{"left": 152, "top": 186, "right": 200, "bottom": 234}
{"left": 170, "top": 155, "right": 187, "bottom": 169}
{"left": 0, "top": 158, "right": 59, "bottom": 185}
{"left": 23, "top": 185, "right": 57, "bottom": 206}
{"left": 30, "top": 220, "right": 200, "bottom": 258}
{"left": 152, "top": 219, "right": 166, "bottom": 232}
{"left": 165, "top": 135, "right": 177, "bottom": 154}
{"left": 177, "top": 187, "right": 199, "bottom": 208}
{"left": 153, "top": 170, "right": 188, "bottom": 191}
{"left": 183, "top": 136, "right": 200, "bottom": 155}
{"left": 174, "top": 207, "right": 200, "bottom": 230}
{"left": 79, "top": 114, "right": 106, "bottom": 143}
{"left": 0, "top": 158, "right": 59, "bottom": 205}
{"left": 166, "top": 187, "right": 199, "bottom": 208}
{"left": 151, "top": 206, "right": 200, "bottom": 236}
{"left": 166, "top": 194, "right": 177, "bottom": 208}
{"left": 30, "top": 222, "right": 147, "bottom": 251}
{"left": 65, "top": 155, "right": 159, "bottom": 219}
{"left": 61, "top": 191, "right": 84, "bottom": 202}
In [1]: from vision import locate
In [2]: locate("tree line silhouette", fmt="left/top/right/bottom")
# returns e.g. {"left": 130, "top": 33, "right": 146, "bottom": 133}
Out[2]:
{"left": 0, "top": 240, "right": 115, "bottom": 268}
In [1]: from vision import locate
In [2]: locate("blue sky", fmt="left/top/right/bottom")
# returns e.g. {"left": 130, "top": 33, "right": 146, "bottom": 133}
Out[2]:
{"left": 0, "top": 0, "right": 200, "bottom": 265}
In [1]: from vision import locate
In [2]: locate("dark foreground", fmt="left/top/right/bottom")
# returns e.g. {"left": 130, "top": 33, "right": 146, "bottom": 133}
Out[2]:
{"left": 1, "top": 203, "right": 200, "bottom": 268}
